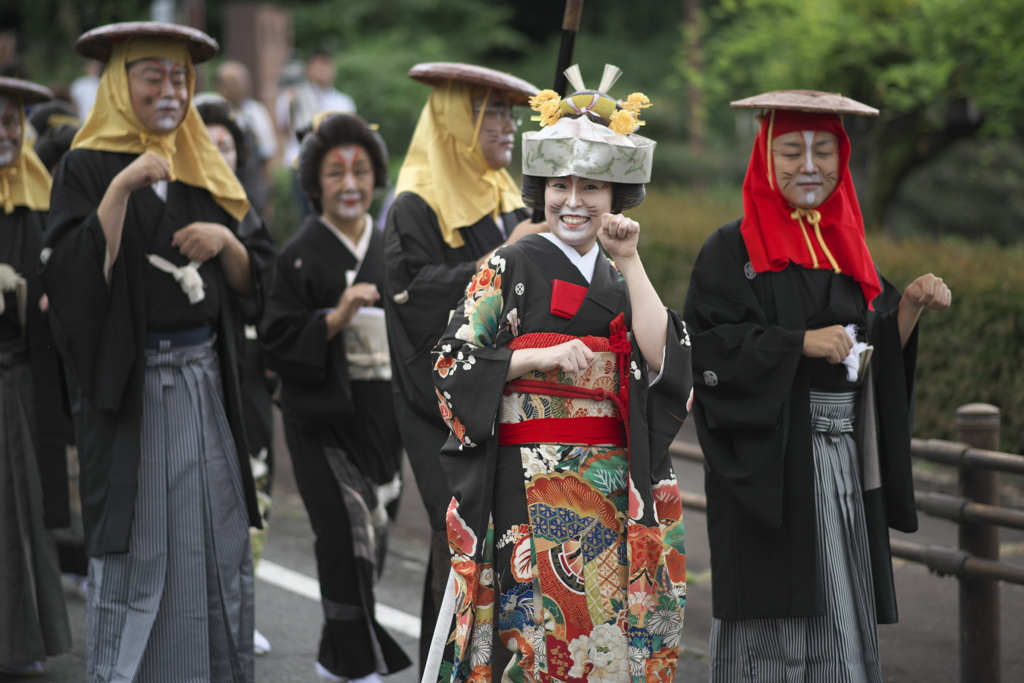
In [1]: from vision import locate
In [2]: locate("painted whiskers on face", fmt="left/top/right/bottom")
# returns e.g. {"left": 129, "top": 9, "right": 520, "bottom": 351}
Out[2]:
{"left": 772, "top": 130, "right": 840, "bottom": 209}
{"left": 544, "top": 176, "right": 613, "bottom": 254}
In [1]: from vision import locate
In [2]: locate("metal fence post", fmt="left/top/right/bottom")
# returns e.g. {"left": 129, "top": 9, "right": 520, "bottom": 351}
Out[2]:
{"left": 956, "top": 403, "right": 1001, "bottom": 683}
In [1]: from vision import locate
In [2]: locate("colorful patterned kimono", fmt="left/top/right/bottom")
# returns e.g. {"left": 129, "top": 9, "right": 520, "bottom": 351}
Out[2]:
{"left": 429, "top": 235, "right": 692, "bottom": 683}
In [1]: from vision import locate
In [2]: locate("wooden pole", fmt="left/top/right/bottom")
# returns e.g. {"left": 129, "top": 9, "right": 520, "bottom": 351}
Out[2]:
{"left": 956, "top": 403, "right": 1001, "bottom": 683}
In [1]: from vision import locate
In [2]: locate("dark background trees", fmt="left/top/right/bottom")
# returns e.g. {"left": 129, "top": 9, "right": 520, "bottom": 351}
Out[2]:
{"left": 4, "top": 0, "right": 1024, "bottom": 239}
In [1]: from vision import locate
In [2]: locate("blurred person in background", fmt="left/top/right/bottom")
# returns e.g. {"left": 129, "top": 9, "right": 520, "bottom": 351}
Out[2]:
{"left": 261, "top": 112, "right": 411, "bottom": 683}
{"left": 28, "top": 99, "right": 87, "bottom": 596}
{"left": 276, "top": 49, "right": 355, "bottom": 170}
{"left": 30, "top": 100, "right": 80, "bottom": 172}
{"left": 0, "top": 75, "right": 72, "bottom": 679}
{"left": 70, "top": 59, "right": 102, "bottom": 119}
{"left": 214, "top": 60, "right": 277, "bottom": 213}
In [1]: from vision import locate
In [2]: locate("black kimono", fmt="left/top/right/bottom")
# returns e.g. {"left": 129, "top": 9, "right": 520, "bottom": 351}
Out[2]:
{"left": 683, "top": 220, "right": 919, "bottom": 623}
{"left": 382, "top": 190, "right": 528, "bottom": 667}
{"left": 41, "top": 148, "right": 273, "bottom": 556}
{"left": 261, "top": 215, "right": 410, "bottom": 679}
{"left": 0, "top": 205, "right": 72, "bottom": 665}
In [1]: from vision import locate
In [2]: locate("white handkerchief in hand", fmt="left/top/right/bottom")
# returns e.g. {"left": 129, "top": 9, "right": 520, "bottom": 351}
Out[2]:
{"left": 841, "top": 324, "right": 869, "bottom": 383}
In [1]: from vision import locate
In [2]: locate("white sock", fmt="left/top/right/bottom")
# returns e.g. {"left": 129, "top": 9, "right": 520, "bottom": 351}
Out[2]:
{"left": 315, "top": 662, "right": 344, "bottom": 681}
{"left": 351, "top": 673, "right": 383, "bottom": 683}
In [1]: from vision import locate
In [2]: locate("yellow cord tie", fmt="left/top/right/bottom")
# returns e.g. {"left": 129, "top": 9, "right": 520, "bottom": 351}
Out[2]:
{"left": 766, "top": 109, "right": 776, "bottom": 190}
{"left": 790, "top": 207, "right": 841, "bottom": 272}
{"left": 0, "top": 166, "right": 16, "bottom": 215}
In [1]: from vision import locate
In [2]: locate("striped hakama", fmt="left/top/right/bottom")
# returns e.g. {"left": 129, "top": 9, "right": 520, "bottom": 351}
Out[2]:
{"left": 709, "top": 390, "right": 882, "bottom": 683}
{"left": 86, "top": 337, "right": 255, "bottom": 683}
{"left": 0, "top": 339, "right": 72, "bottom": 665}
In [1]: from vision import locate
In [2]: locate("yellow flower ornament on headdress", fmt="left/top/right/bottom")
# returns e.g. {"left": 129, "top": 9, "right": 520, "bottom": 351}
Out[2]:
{"left": 522, "top": 64, "right": 657, "bottom": 184}
{"left": 529, "top": 65, "right": 652, "bottom": 135}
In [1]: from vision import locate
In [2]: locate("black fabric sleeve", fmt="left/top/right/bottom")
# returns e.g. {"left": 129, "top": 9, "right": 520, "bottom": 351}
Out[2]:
{"left": 235, "top": 206, "right": 276, "bottom": 325}
{"left": 683, "top": 226, "right": 804, "bottom": 431}
{"left": 384, "top": 193, "right": 480, "bottom": 421}
{"left": 431, "top": 249, "right": 517, "bottom": 452}
{"left": 647, "top": 311, "right": 693, "bottom": 475}
{"left": 260, "top": 240, "right": 332, "bottom": 382}
{"left": 40, "top": 150, "right": 136, "bottom": 413}
{"left": 871, "top": 275, "right": 920, "bottom": 532}
{"left": 683, "top": 223, "right": 805, "bottom": 529}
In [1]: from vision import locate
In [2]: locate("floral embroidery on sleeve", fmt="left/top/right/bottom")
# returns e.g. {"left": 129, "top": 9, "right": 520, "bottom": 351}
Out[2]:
{"left": 436, "top": 387, "right": 476, "bottom": 449}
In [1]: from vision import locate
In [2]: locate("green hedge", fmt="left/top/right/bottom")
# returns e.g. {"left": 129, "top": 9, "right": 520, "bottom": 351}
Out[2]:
{"left": 634, "top": 187, "right": 1024, "bottom": 455}
{"left": 268, "top": 179, "right": 1024, "bottom": 454}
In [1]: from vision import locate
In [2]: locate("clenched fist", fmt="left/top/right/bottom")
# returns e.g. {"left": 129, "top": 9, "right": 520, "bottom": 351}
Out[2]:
{"left": 114, "top": 152, "right": 171, "bottom": 193}
{"left": 903, "top": 273, "right": 951, "bottom": 312}
{"left": 598, "top": 213, "right": 640, "bottom": 260}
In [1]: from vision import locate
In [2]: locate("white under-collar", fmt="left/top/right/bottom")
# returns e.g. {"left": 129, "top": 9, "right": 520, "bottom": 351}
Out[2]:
{"left": 539, "top": 233, "right": 599, "bottom": 283}
{"left": 320, "top": 214, "right": 373, "bottom": 262}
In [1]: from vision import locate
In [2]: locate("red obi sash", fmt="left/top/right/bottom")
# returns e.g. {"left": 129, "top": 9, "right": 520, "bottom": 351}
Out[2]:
{"left": 499, "top": 314, "right": 632, "bottom": 447}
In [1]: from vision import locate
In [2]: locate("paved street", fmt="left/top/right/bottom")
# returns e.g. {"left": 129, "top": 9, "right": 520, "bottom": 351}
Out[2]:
{"left": 15, "top": 414, "right": 1024, "bottom": 682}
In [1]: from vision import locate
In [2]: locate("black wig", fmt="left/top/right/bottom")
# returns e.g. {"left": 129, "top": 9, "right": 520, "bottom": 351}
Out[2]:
{"left": 297, "top": 113, "right": 388, "bottom": 214}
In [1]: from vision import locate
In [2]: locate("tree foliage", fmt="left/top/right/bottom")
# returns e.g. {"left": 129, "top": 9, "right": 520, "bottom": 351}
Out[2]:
{"left": 690, "top": 0, "right": 1024, "bottom": 229}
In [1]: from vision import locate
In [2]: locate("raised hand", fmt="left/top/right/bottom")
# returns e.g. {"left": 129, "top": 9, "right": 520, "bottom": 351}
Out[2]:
{"left": 897, "top": 272, "right": 951, "bottom": 348}
{"left": 903, "top": 273, "right": 951, "bottom": 312}
{"left": 113, "top": 151, "right": 171, "bottom": 193}
{"left": 597, "top": 213, "right": 640, "bottom": 260}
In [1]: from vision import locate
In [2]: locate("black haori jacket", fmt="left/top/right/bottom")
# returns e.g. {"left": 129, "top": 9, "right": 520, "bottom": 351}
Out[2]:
{"left": 683, "top": 220, "right": 918, "bottom": 623}
{"left": 41, "top": 149, "right": 275, "bottom": 556}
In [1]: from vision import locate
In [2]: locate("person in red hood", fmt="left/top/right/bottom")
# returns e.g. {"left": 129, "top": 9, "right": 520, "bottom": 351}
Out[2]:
{"left": 684, "top": 91, "right": 950, "bottom": 682}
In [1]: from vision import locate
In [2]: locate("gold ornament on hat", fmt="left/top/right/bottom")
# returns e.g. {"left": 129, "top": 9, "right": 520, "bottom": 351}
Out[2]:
{"left": 528, "top": 64, "right": 651, "bottom": 136}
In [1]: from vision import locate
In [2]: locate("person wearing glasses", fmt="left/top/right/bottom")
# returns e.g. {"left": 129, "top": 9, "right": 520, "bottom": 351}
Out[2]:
{"left": 382, "top": 62, "right": 544, "bottom": 671}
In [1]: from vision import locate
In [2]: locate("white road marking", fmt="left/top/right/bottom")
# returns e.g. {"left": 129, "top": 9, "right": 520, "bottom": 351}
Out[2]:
{"left": 257, "top": 560, "right": 422, "bottom": 639}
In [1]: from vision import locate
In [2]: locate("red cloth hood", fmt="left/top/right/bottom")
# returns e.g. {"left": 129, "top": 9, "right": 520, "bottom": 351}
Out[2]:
{"left": 739, "top": 109, "right": 881, "bottom": 308}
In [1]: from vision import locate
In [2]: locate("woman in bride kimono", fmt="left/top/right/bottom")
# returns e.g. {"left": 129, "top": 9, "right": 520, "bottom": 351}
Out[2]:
{"left": 428, "top": 66, "right": 692, "bottom": 683}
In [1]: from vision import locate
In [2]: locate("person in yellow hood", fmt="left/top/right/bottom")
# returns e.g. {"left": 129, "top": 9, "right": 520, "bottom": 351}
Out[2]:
{"left": 381, "top": 62, "right": 544, "bottom": 672}
{"left": 40, "top": 22, "right": 274, "bottom": 683}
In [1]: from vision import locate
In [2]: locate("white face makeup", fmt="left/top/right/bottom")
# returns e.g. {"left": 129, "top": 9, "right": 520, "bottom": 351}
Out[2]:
{"left": 0, "top": 95, "right": 23, "bottom": 169}
{"left": 771, "top": 129, "right": 840, "bottom": 209}
{"left": 207, "top": 124, "right": 237, "bottom": 173}
{"left": 127, "top": 57, "right": 188, "bottom": 133}
{"left": 318, "top": 144, "right": 375, "bottom": 229}
{"left": 544, "top": 175, "right": 613, "bottom": 254}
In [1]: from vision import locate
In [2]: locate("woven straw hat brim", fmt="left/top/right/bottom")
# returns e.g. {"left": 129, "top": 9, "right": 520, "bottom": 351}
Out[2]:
{"left": 0, "top": 77, "right": 53, "bottom": 104}
{"left": 75, "top": 22, "right": 219, "bottom": 64}
{"left": 730, "top": 90, "right": 879, "bottom": 116}
{"left": 408, "top": 62, "right": 539, "bottom": 106}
